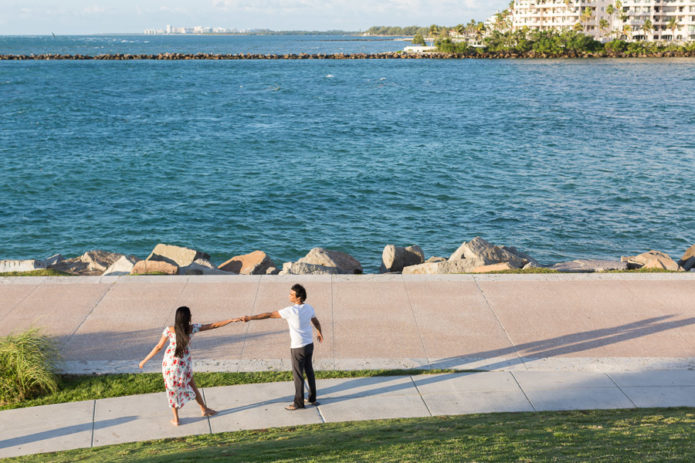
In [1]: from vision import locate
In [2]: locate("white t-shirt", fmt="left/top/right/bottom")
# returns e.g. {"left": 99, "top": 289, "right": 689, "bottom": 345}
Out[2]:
{"left": 278, "top": 303, "right": 316, "bottom": 348}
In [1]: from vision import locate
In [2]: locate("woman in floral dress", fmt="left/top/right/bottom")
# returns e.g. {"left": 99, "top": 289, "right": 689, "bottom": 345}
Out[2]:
{"left": 139, "top": 306, "right": 242, "bottom": 425}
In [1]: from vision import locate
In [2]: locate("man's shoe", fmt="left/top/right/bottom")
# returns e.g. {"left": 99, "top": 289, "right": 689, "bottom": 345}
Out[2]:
{"left": 305, "top": 400, "right": 320, "bottom": 406}
{"left": 285, "top": 404, "right": 304, "bottom": 411}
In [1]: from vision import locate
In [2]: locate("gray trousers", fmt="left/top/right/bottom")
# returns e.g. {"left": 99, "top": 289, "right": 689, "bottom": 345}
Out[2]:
{"left": 291, "top": 343, "right": 316, "bottom": 407}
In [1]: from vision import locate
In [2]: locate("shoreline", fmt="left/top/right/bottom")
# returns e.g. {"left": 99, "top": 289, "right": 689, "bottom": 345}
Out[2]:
{"left": 2, "top": 51, "right": 695, "bottom": 60}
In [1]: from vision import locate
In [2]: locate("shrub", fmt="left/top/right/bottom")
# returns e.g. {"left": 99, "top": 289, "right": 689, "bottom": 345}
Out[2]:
{"left": 605, "top": 39, "right": 628, "bottom": 54}
{"left": 435, "top": 38, "right": 473, "bottom": 54}
{"left": 0, "top": 329, "right": 60, "bottom": 404}
{"left": 412, "top": 33, "right": 426, "bottom": 46}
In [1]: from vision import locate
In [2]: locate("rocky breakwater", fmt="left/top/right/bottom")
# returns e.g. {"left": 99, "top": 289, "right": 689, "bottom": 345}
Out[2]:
{"left": 3, "top": 49, "right": 694, "bottom": 61}
{"left": 402, "top": 236, "right": 537, "bottom": 275}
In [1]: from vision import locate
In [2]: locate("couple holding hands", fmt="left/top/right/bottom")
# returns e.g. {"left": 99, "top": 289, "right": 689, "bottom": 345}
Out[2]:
{"left": 139, "top": 283, "right": 323, "bottom": 426}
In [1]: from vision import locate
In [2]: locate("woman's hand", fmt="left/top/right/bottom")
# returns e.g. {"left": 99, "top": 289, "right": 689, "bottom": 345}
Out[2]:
{"left": 139, "top": 360, "right": 146, "bottom": 369}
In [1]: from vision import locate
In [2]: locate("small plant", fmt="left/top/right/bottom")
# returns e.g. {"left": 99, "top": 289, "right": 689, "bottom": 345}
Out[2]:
{"left": 0, "top": 328, "right": 60, "bottom": 405}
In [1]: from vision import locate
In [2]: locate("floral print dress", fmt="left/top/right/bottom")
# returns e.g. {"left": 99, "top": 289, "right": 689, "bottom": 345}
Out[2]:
{"left": 161, "top": 323, "right": 200, "bottom": 409}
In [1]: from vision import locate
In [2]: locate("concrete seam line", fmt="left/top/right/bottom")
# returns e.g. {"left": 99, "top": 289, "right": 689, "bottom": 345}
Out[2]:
{"left": 509, "top": 372, "right": 537, "bottom": 412}
{"left": 68, "top": 282, "right": 115, "bottom": 340}
{"left": 238, "top": 276, "right": 262, "bottom": 362}
{"left": 201, "top": 388, "right": 213, "bottom": 434}
{"left": 410, "top": 375, "right": 433, "bottom": 417}
{"left": 2, "top": 282, "right": 43, "bottom": 319}
{"left": 331, "top": 274, "right": 335, "bottom": 370}
{"left": 402, "top": 276, "right": 430, "bottom": 367}
{"left": 605, "top": 373, "right": 638, "bottom": 408}
{"left": 472, "top": 276, "right": 524, "bottom": 366}
{"left": 90, "top": 399, "right": 96, "bottom": 448}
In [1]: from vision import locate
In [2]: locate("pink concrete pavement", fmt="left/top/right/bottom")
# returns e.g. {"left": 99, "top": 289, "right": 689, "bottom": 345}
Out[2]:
{"left": 1, "top": 273, "right": 695, "bottom": 373}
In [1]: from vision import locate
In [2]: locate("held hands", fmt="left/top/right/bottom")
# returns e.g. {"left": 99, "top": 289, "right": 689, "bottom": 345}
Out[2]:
{"left": 139, "top": 359, "right": 146, "bottom": 369}
{"left": 316, "top": 332, "right": 324, "bottom": 343}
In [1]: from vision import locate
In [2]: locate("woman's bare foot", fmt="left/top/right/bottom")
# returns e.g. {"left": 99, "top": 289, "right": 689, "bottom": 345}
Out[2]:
{"left": 202, "top": 408, "right": 217, "bottom": 417}
{"left": 170, "top": 419, "right": 180, "bottom": 426}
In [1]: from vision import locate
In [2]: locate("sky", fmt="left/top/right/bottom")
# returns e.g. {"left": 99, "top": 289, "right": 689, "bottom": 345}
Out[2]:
{"left": 1, "top": 0, "right": 510, "bottom": 35}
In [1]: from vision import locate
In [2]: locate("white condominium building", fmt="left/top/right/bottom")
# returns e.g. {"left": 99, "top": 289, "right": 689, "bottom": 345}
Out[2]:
{"left": 510, "top": 0, "right": 695, "bottom": 42}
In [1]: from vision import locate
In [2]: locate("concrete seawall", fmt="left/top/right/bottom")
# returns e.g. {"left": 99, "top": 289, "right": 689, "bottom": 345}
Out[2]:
{"left": 2, "top": 273, "right": 694, "bottom": 374}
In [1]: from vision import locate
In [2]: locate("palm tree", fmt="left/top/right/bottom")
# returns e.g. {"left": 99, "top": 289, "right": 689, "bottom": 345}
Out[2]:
{"left": 641, "top": 18, "right": 653, "bottom": 41}
{"left": 599, "top": 18, "right": 610, "bottom": 40}
{"left": 667, "top": 17, "right": 679, "bottom": 41}
{"left": 581, "top": 7, "right": 594, "bottom": 33}
{"left": 622, "top": 24, "right": 632, "bottom": 40}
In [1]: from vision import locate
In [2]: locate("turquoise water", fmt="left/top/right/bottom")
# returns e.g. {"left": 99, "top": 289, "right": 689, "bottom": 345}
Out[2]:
{"left": 1, "top": 36, "right": 694, "bottom": 271}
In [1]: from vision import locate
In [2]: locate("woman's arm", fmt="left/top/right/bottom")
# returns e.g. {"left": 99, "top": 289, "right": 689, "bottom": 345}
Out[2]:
{"left": 199, "top": 317, "right": 243, "bottom": 332}
{"left": 139, "top": 334, "right": 168, "bottom": 369}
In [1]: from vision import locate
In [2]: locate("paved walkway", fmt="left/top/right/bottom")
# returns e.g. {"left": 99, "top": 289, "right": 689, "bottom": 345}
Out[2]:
{"left": 1, "top": 274, "right": 695, "bottom": 458}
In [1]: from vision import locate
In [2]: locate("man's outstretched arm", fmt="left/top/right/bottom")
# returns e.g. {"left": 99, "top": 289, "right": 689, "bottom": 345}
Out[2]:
{"left": 311, "top": 317, "right": 324, "bottom": 343}
{"left": 243, "top": 311, "right": 281, "bottom": 321}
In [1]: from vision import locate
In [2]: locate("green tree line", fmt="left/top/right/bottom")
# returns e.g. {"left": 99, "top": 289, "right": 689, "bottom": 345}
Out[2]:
{"left": 435, "top": 30, "right": 695, "bottom": 56}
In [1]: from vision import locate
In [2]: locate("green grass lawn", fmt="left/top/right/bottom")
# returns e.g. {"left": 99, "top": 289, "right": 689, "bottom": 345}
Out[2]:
{"left": 0, "top": 269, "right": 72, "bottom": 277}
{"left": 6, "top": 408, "right": 695, "bottom": 462}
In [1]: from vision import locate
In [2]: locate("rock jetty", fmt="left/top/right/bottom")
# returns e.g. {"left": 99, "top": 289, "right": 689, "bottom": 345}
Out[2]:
{"left": 2, "top": 50, "right": 694, "bottom": 61}
{"left": 2, "top": 239, "right": 694, "bottom": 276}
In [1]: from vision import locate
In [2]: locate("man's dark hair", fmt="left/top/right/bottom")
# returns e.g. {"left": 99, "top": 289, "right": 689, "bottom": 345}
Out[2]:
{"left": 291, "top": 283, "right": 307, "bottom": 303}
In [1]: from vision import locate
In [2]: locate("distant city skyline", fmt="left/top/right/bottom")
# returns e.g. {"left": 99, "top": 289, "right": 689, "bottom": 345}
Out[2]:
{"left": 1, "top": 0, "right": 509, "bottom": 35}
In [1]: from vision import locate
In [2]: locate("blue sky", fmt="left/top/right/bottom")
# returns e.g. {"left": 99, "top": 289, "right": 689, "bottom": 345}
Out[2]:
{"left": 1, "top": 0, "right": 510, "bottom": 35}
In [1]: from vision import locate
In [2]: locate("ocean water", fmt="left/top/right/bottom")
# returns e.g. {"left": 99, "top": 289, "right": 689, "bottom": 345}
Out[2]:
{"left": 1, "top": 36, "right": 694, "bottom": 272}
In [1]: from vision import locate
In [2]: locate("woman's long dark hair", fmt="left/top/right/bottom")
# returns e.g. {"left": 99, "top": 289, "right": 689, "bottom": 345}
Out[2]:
{"left": 174, "top": 306, "right": 192, "bottom": 358}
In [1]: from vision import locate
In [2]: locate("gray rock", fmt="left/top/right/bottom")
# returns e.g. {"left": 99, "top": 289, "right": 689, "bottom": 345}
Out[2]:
{"left": 147, "top": 243, "right": 210, "bottom": 268}
{"left": 0, "top": 259, "right": 47, "bottom": 273}
{"left": 279, "top": 262, "right": 341, "bottom": 275}
{"left": 265, "top": 266, "right": 279, "bottom": 275}
{"left": 180, "top": 259, "right": 228, "bottom": 275}
{"left": 502, "top": 246, "right": 540, "bottom": 267}
{"left": 551, "top": 259, "right": 628, "bottom": 273}
{"left": 52, "top": 250, "right": 126, "bottom": 275}
{"left": 218, "top": 250, "right": 276, "bottom": 275}
{"left": 103, "top": 255, "right": 139, "bottom": 276}
{"left": 41, "top": 254, "right": 64, "bottom": 267}
{"left": 380, "top": 244, "right": 425, "bottom": 273}
{"left": 621, "top": 250, "right": 681, "bottom": 271}
{"left": 449, "top": 237, "right": 528, "bottom": 269}
{"left": 426, "top": 256, "right": 447, "bottom": 264}
{"left": 678, "top": 244, "right": 695, "bottom": 271}
{"left": 402, "top": 260, "right": 471, "bottom": 275}
{"left": 296, "top": 248, "right": 362, "bottom": 274}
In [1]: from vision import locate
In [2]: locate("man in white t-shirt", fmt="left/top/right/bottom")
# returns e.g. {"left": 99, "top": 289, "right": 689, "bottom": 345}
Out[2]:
{"left": 242, "top": 283, "right": 324, "bottom": 410}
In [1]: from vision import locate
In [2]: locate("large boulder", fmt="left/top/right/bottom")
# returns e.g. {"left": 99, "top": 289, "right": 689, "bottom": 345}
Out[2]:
{"left": 449, "top": 237, "right": 530, "bottom": 270}
{"left": 130, "top": 260, "right": 179, "bottom": 275}
{"left": 180, "top": 258, "right": 229, "bottom": 275}
{"left": 551, "top": 259, "right": 628, "bottom": 273}
{"left": 380, "top": 244, "right": 425, "bottom": 273}
{"left": 295, "top": 248, "right": 362, "bottom": 274}
{"left": 621, "top": 250, "right": 681, "bottom": 271}
{"left": 402, "top": 260, "right": 470, "bottom": 275}
{"left": 146, "top": 243, "right": 210, "bottom": 268}
{"left": 0, "top": 259, "right": 47, "bottom": 273}
{"left": 218, "top": 250, "right": 276, "bottom": 275}
{"left": 103, "top": 255, "right": 139, "bottom": 276}
{"left": 51, "top": 250, "right": 126, "bottom": 275}
{"left": 279, "top": 262, "right": 341, "bottom": 275}
{"left": 679, "top": 244, "right": 695, "bottom": 271}
{"left": 472, "top": 262, "right": 515, "bottom": 273}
